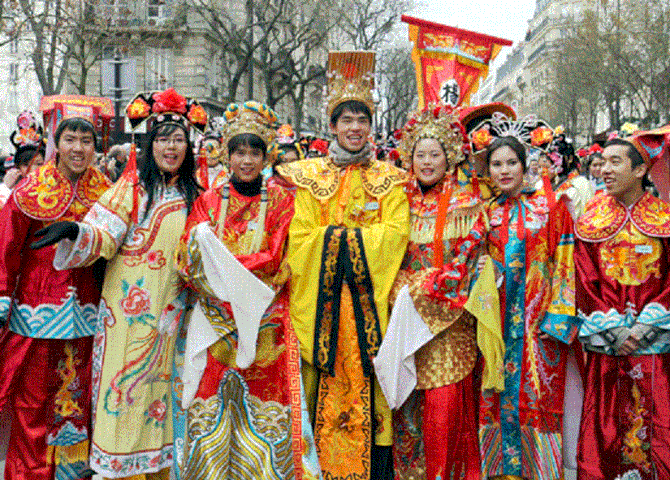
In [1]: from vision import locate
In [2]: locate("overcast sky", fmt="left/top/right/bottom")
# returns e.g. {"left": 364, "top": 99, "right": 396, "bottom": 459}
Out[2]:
{"left": 405, "top": 0, "right": 538, "bottom": 67}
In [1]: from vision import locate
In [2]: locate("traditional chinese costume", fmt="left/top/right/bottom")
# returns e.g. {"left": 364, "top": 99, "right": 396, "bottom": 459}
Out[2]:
{"left": 278, "top": 152, "right": 409, "bottom": 480}
{"left": 0, "top": 160, "right": 110, "bottom": 480}
{"left": 575, "top": 192, "right": 670, "bottom": 480}
{"left": 480, "top": 188, "right": 578, "bottom": 480}
{"left": 176, "top": 177, "right": 321, "bottom": 480}
{"left": 387, "top": 171, "right": 503, "bottom": 480}
{"left": 53, "top": 175, "right": 187, "bottom": 478}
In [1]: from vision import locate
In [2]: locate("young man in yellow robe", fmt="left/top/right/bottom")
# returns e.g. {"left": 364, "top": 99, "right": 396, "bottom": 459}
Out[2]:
{"left": 278, "top": 51, "right": 409, "bottom": 480}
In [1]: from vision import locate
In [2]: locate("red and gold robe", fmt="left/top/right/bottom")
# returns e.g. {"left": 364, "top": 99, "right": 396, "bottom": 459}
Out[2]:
{"left": 176, "top": 180, "right": 320, "bottom": 479}
{"left": 0, "top": 161, "right": 111, "bottom": 480}
{"left": 575, "top": 192, "right": 670, "bottom": 480}
{"left": 390, "top": 174, "right": 490, "bottom": 480}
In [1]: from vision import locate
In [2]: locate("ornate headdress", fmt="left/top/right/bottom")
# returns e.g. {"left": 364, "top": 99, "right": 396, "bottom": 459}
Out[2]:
{"left": 220, "top": 101, "right": 278, "bottom": 165}
{"left": 125, "top": 88, "right": 208, "bottom": 134}
{"left": 10, "top": 111, "right": 43, "bottom": 151}
{"left": 398, "top": 104, "right": 470, "bottom": 169}
{"left": 326, "top": 51, "right": 375, "bottom": 119}
{"left": 469, "top": 112, "right": 554, "bottom": 154}
{"left": 270, "top": 124, "right": 304, "bottom": 164}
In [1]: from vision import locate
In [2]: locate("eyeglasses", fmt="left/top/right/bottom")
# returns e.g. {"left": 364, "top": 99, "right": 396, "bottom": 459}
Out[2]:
{"left": 155, "top": 136, "right": 187, "bottom": 146}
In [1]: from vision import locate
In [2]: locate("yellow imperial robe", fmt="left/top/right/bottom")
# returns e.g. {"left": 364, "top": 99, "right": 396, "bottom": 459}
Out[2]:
{"left": 278, "top": 155, "right": 409, "bottom": 480}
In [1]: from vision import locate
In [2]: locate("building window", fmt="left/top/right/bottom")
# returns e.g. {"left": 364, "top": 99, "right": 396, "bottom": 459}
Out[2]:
{"left": 145, "top": 48, "right": 173, "bottom": 90}
{"left": 9, "top": 39, "right": 18, "bottom": 54}
{"left": 148, "top": 0, "right": 168, "bottom": 19}
{"left": 9, "top": 63, "right": 18, "bottom": 85}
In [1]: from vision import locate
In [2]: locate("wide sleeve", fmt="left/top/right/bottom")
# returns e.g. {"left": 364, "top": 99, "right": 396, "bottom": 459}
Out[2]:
{"left": 0, "top": 197, "right": 34, "bottom": 321}
{"left": 351, "top": 185, "right": 410, "bottom": 332}
{"left": 54, "top": 178, "right": 134, "bottom": 269}
{"left": 287, "top": 184, "right": 409, "bottom": 365}
{"left": 419, "top": 211, "right": 487, "bottom": 309}
{"left": 540, "top": 198, "right": 580, "bottom": 343}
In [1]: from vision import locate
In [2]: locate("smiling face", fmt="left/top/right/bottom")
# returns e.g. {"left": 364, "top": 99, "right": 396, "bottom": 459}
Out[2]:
{"left": 489, "top": 145, "right": 525, "bottom": 197}
{"left": 153, "top": 127, "right": 188, "bottom": 174}
{"left": 56, "top": 128, "right": 96, "bottom": 182}
{"left": 330, "top": 109, "right": 371, "bottom": 153}
{"left": 230, "top": 144, "right": 265, "bottom": 182}
{"left": 600, "top": 143, "right": 647, "bottom": 205}
{"left": 412, "top": 137, "right": 448, "bottom": 188}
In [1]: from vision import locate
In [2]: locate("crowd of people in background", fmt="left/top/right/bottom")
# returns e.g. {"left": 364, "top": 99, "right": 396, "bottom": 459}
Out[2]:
{"left": 1, "top": 49, "right": 669, "bottom": 480}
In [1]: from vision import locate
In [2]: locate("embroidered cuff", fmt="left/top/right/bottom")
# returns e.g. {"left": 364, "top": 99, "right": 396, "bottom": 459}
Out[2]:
{"left": 0, "top": 296, "right": 10, "bottom": 325}
{"left": 636, "top": 302, "right": 670, "bottom": 330}
{"left": 540, "top": 312, "right": 581, "bottom": 344}
{"left": 578, "top": 307, "right": 630, "bottom": 338}
{"left": 53, "top": 223, "right": 94, "bottom": 270}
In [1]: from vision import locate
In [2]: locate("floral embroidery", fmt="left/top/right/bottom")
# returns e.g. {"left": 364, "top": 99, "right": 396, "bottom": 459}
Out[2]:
{"left": 145, "top": 395, "right": 168, "bottom": 427}
{"left": 119, "top": 278, "right": 153, "bottom": 325}
{"left": 147, "top": 250, "right": 167, "bottom": 270}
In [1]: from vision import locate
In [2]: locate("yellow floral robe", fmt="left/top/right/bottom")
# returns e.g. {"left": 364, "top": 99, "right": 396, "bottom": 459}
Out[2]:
{"left": 55, "top": 177, "right": 186, "bottom": 478}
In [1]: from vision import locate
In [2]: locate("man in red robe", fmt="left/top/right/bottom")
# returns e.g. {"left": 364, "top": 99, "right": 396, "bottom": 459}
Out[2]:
{"left": 575, "top": 128, "right": 670, "bottom": 480}
{"left": 0, "top": 113, "right": 111, "bottom": 480}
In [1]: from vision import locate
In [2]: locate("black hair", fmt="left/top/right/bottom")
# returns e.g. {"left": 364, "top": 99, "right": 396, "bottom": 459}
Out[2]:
{"left": 228, "top": 133, "right": 267, "bottom": 157}
{"left": 485, "top": 136, "right": 527, "bottom": 173}
{"left": 55, "top": 118, "right": 98, "bottom": 150}
{"left": 139, "top": 123, "right": 201, "bottom": 222}
{"left": 604, "top": 138, "right": 645, "bottom": 168}
{"left": 14, "top": 146, "right": 40, "bottom": 169}
{"left": 329, "top": 100, "right": 372, "bottom": 126}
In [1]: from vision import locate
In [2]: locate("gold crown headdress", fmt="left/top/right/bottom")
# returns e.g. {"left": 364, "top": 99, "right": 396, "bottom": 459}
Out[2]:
{"left": 221, "top": 101, "right": 278, "bottom": 164}
{"left": 326, "top": 51, "right": 375, "bottom": 118}
{"left": 398, "top": 104, "right": 470, "bottom": 169}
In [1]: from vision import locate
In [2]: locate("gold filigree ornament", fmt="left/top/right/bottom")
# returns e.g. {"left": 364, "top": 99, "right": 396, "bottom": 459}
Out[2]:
{"left": 220, "top": 101, "right": 278, "bottom": 165}
{"left": 398, "top": 103, "right": 470, "bottom": 170}
{"left": 325, "top": 51, "right": 376, "bottom": 118}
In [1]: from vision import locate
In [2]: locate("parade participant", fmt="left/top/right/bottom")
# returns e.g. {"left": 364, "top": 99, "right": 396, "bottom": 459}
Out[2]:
{"left": 199, "top": 129, "right": 227, "bottom": 186}
{"left": 32, "top": 88, "right": 207, "bottom": 479}
{"left": 0, "top": 105, "right": 112, "bottom": 480}
{"left": 378, "top": 104, "right": 504, "bottom": 480}
{"left": 277, "top": 51, "right": 408, "bottom": 480}
{"left": 575, "top": 128, "right": 670, "bottom": 480}
{"left": 586, "top": 144, "right": 605, "bottom": 194}
{"left": 175, "top": 100, "right": 320, "bottom": 480}
{"left": 476, "top": 131, "right": 578, "bottom": 480}
{"left": 0, "top": 111, "right": 46, "bottom": 208}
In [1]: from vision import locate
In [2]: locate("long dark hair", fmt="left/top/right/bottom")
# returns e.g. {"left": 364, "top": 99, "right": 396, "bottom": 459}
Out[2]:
{"left": 139, "top": 123, "right": 201, "bottom": 221}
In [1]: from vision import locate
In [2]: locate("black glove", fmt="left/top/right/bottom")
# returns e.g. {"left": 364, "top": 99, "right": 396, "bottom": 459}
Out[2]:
{"left": 30, "top": 221, "right": 80, "bottom": 249}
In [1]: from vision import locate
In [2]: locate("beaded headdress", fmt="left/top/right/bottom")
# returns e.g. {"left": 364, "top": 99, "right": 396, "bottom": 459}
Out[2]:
{"left": 470, "top": 112, "right": 554, "bottom": 154}
{"left": 398, "top": 104, "right": 470, "bottom": 169}
{"left": 220, "top": 101, "right": 278, "bottom": 164}
{"left": 125, "top": 88, "right": 208, "bottom": 134}
{"left": 326, "top": 51, "right": 375, "bottom": 118}
{"left": 10, "top": 111, "right": 43, "bottom": 151}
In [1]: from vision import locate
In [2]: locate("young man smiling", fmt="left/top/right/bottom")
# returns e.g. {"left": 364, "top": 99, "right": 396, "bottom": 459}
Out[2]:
{"left": 0, "top": 109, "right": 111, "bottom": 480}
{"left": 278, "top": 52, "right": 409, "bottom": 480}
{"left": 574, "top": 128, "right": 670, "bottom": 480}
